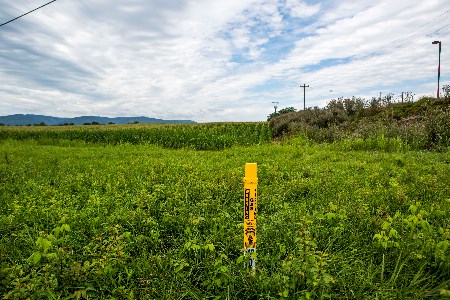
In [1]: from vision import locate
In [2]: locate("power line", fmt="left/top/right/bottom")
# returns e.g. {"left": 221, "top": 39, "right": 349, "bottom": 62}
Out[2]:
{"left": 307, "top": 15, "right": 450, "bottom": 88}
{"left": 305, "top": 12, "right": 450, "bottom": 88}
{"left": 355, "top": 9, "right": 450, "bottom": 61}
{"left": 317, "top": 21, "right": 450, "bottom": 83}
{"left": 0, "top": 0, "right": 57, "bottom": 27}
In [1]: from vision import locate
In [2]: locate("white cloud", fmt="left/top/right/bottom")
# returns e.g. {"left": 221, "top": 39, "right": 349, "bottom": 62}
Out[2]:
{"left": 285, "top": 0, "right": 321, "bottom": 19}
{"left": 0, "top": 0, "right": 448, "bottom": 122}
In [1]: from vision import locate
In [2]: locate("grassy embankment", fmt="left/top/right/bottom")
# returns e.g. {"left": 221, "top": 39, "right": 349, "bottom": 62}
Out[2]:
{"left": 270, "top": 96, "right": 450, "bottom": 151}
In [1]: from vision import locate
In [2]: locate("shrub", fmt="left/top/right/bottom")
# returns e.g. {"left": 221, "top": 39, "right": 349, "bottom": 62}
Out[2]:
{"left": 269, "top": 96, "right": 449, "bottom": 150}
{"left": 424, "top": 109, "right": 450, "bottom": 150}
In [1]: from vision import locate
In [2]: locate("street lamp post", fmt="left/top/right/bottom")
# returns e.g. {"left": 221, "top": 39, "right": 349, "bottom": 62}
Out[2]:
{"left": 432, "top": 41, "right": 441, "bottom": 98}
{"left": 272, "top": 101, "right": 279, "bottom": 114}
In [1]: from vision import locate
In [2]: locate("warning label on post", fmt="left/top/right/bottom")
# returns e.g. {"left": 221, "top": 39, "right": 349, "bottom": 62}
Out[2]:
{"left": 244, "top": 163, "right": 257, "bottom": 251}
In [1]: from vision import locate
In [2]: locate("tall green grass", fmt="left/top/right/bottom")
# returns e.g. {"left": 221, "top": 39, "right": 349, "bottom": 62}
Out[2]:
{"left": 1, "top": 138, "right": 449, "bottom": 298}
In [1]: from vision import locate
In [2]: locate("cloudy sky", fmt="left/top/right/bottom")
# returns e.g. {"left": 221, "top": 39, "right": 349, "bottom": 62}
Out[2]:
{"left": 0, "top": 0, "right": 449, "bottom": 122}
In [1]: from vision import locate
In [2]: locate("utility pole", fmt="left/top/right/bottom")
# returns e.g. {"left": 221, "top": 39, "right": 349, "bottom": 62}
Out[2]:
{"left": 299, "top": 84, "right": 309, "bottom": 110}
{"left": 432, "top": 41, "right": 441, "bottom": 98}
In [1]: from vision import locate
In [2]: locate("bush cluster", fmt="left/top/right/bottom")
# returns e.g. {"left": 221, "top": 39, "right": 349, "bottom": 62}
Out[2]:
{"left": 269, "top": 96, "right": 450, "bottom": 150}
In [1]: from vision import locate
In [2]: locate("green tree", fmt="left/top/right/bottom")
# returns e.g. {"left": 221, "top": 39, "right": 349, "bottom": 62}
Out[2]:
{"left": 267, "top": 107, "right": 297, "bottom": 121}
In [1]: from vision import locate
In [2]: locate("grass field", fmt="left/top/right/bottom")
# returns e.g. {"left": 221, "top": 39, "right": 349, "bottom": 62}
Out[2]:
{"left": 0, "top": 124, "right": 449, "bottom": 299}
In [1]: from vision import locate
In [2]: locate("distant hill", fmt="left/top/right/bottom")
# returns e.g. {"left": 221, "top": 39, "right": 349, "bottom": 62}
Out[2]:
{"left": 0, "top": 114, "right": 195, "bottom": 126}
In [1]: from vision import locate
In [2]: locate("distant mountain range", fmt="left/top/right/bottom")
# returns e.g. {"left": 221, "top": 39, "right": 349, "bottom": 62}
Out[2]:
{"left": 0, "top": 114, "right": 195, "bottom": 126}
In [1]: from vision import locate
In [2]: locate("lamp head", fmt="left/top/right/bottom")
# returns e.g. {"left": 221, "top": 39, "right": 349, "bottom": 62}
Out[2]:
{"left": 432, "top": 41, "right": 440, "bottom": 44}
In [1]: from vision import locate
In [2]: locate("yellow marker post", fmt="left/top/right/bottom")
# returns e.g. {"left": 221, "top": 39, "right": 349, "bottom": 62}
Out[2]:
{"left": 244, "top": 163, "right": 257, "bottom": 268}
